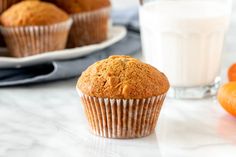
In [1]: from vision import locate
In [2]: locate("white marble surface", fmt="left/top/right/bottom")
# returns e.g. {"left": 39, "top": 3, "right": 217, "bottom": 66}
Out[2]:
{"left": 0, "top": 51, "right": 236, "bottom": 157}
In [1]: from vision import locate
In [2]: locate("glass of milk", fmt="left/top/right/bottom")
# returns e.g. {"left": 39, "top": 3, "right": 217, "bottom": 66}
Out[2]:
{"left": 140, "top": 0, "right": 232, "bottom": 99}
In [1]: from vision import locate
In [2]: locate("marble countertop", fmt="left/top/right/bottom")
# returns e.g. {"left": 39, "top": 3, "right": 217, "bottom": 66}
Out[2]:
{"left": 0, "top": 51, "right": 236, "bottom": 157}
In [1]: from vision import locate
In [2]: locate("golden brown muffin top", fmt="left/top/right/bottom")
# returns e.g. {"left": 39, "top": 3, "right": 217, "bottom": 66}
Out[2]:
{"left": 77, "top": 56, "right": 170, "bottom": 99}
{"left": 1, "top": 1, "right": 69, "bottom": 27}
{"left": 47, "top": 0, "right": 111, "bottom": 14}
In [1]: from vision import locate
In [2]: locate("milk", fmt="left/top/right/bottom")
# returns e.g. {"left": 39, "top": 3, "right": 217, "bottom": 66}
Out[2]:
{"left": 140, "top": 0, "right": 231, "bottom": 87}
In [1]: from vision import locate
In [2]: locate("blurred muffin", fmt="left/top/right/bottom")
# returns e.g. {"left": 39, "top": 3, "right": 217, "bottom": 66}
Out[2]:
{"left": 77, "top": 55, "right": 170, "bottom": 138}
{"left": 47, "top": 0, "right": 111, "bottom": 47}
{"left": 0, "top": 1, "right": 72, "bottom": 57}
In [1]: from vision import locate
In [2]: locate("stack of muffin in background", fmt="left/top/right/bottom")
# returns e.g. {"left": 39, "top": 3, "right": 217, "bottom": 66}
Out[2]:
{"left": 0, "top": 0, "right": 111, "bottom": 57}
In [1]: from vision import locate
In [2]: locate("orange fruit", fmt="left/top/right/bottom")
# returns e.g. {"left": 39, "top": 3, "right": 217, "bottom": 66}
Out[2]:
{"left": 217, "top": 82, "right": 236, "bottom": 117}
{"left": 228, "top": 63, "right": 236, "bottom": 81}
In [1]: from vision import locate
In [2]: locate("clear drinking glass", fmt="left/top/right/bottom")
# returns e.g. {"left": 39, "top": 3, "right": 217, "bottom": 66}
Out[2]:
{"left": 139, "top": 0, "right": 232, "bottom": 99}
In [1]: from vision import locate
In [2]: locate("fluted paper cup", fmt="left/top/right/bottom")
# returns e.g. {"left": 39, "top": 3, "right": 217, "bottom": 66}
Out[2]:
{"left": 0, "top": 18, "right": 73, "bottom": 57}
{"left": 67, "top": 7, "right": 110, "bottom": 48}
{"left": 78, "top": 90, "right": 166, "bottom": 139}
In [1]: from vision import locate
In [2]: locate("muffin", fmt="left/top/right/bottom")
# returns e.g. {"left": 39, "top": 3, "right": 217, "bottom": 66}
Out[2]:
{"left": 0, "top": 1, "right": 72, "bottom": 57}
{"left": 47, "top": 0, "right": 111, "bottom": 47}
{"left": 77, "top": 55, "right": 170, "bottom": 138}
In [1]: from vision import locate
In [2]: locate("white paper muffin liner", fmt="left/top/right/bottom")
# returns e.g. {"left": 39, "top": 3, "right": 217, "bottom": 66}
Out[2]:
{"left": 68, "top": 7, "right": 111, "bottom": 48}
{"left": 0, "top": 18, "right": 73, "bottom": 57}
{"left": 78, "top": 90, "right": 167, "bottom": 139}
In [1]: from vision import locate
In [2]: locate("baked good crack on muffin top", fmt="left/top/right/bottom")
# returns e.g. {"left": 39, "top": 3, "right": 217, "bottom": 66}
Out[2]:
{"left": 77, "top": 55, "right": 170, "bottom": 99}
